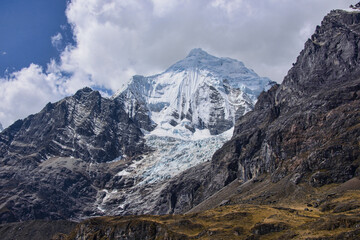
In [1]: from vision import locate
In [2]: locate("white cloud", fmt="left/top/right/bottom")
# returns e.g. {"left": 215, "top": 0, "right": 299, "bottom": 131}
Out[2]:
{"left": 51, "top": 33, "right": 63, "bottom": 50}
{"left": 59, "top": 0, "right": 353, "bottom": 90}
{"left": 0, "top": 0, "right": 354, "bottom": 128}
{"left": 151, "top": 0, "right": 180, "bottom": 17}
{"left": 0, "top": 64, "right": 65, "bottom": 127}
{"left": 211, "top": 0, "right": 253, "bottom": 16}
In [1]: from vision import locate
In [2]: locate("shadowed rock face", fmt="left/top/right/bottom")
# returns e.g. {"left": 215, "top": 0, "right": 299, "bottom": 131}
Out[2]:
{"left": 154, "top": 10, "right": 360, "bottom": 214}
{"left": 0, "top": 220, "right": 77, "bottom": 240}
{"left": 0, "top": 87, "right": 146, "bottom": 165}
{"left": 0, "top": 88, "right": 147, "bottom": 223}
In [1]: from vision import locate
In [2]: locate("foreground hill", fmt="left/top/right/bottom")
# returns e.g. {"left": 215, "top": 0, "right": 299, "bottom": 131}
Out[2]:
{"left": 60, "top": 180, "right": 360, "bottom": 239}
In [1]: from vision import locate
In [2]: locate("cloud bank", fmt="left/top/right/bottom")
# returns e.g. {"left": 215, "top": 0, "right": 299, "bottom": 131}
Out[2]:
{"left": 0, "top": 0, "right": 354, "bottom": 127}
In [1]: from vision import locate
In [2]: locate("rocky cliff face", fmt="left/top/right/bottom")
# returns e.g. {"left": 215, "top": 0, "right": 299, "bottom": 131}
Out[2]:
{"left": 155, "top": 9, "right": 360, "bottom": 214}
{"left": 0, "top": 87, "right": 146, "bottom": 165}
{"left": 0, "top": 87, "right": 147, "bottom": 223}
{"left": 0, "top": 50, "right": 272, "bottom": 223}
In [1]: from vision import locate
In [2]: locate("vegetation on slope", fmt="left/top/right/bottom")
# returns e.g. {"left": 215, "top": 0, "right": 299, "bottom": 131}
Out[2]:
{"left": 61, "top": 178, "right": 360, "bottom": 240}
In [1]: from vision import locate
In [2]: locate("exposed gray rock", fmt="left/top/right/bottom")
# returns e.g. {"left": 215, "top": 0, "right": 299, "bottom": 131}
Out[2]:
{"left": 0, "top": 87, "right": 147, "bottom": 223}
{"left": 350, "top": 2, "right": 360, "bottom": 9}
{"left": 0, "top": 87, "right": 146, "bottom": 164}
{"left": 153, "top": 10, "right": 360, "bottom": 214}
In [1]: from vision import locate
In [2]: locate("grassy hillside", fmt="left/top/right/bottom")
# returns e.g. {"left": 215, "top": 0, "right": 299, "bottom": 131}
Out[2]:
{"left": 61, "top": 177, "right": 360, "bottom": 239}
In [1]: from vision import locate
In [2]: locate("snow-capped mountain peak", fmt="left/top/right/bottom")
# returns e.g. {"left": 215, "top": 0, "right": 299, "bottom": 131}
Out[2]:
{"left": 167, "top": 48, "right": 245, "bottom": 74}
{"left": 115, "top": 49, "right": 275, "bottom": 139}
{"left": 186, "top": 47, "right": 209, "bottom": 57}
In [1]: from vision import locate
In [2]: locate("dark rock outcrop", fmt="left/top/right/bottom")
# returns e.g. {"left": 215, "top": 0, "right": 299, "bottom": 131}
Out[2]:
{"left": 67, "top": 217, "right": 188, "bottom": 240}
{"left": 0, "top": 88, "right": 147, "bottom": 223}
{"left": 251, "top": 222, "right": 289, "bottom": 235}
{"left": 0, "top": 87, "right": 145, "bottom": 165}
{"left": 155, "top": 9, "right": 360, "bottom": 214}
{"left": 0, "top": 220, "right": 77, "bottom": 240}
{"left": 350, "top": 2, "right": 360, "bottom": 10}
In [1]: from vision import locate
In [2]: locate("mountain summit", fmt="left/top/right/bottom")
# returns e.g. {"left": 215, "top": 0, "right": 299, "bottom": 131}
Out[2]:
{"left": 186, "top": 47, "right": 209, "bottom": 57}
{"left": 115, "top": 48, "right": 274, "bottom": 137}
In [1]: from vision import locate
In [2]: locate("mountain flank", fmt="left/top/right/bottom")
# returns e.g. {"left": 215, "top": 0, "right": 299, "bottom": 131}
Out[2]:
{"left": 0, "top": 87, "right": 147, "bottom": 222}
{"left": 57, "top": 9, "right": 360, "bottom": 239}
{"left": 152, "top": 9, "right": 360, "bottom": 215}
{"left": 0, "top": 49, "right": 272, "bottom": 222}
{"left": 60, "top": 187, "right": 360, "bottom": 239}
{"left": 1, "top": 8, "right": 360, "bottom": 240}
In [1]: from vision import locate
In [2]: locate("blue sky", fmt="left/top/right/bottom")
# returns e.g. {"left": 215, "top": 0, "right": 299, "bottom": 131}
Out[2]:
{"left": 0, "top": 0, "right": 73, "bottom": 75}
{"left": 0, "top": 0, "right": 355, "bottom": 128}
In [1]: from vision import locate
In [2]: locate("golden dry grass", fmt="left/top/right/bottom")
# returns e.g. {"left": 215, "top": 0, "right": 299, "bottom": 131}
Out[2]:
{"left": 64, "top": 179, "right": 360, "bottom": 240}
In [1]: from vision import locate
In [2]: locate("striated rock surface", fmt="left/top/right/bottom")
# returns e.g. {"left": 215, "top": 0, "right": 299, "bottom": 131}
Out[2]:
{"left": 0, "top": 87, "right": 146, "bottom": 165}
{"left": 155, "top": 9, "right": 360, "bottom": 214}
{"left": 0, "top": 87, "right": 147, "bottom": 223}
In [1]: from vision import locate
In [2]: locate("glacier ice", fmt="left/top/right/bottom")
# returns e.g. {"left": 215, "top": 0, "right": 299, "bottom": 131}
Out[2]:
{"left": 94, "top": 49, "right": 274, "bottom": 216}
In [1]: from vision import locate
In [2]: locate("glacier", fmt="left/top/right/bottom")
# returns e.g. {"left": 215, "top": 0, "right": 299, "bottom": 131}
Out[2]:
{"left": 94, "top": 129, "right": 234, "bottom": 215}
{"left": 93, "top": 48, "right": 275, "bottom": 216}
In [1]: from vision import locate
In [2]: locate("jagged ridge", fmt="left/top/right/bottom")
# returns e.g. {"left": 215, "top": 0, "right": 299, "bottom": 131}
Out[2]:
{"left": 154, "top": 9, "right": 360, "bottom": 215}
{"left": 0, "top": 87, "right": 147, "bottom": 222}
